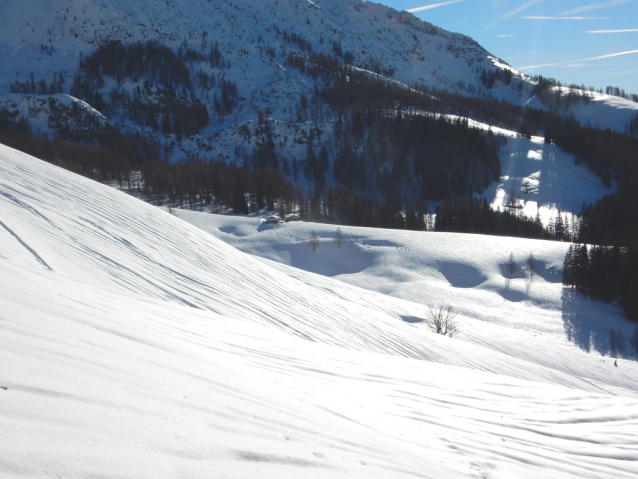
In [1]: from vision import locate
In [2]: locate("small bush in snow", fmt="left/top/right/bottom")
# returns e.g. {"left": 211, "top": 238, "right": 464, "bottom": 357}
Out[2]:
{"left": 424, "top": 305, "right": 460, "bottom": 338}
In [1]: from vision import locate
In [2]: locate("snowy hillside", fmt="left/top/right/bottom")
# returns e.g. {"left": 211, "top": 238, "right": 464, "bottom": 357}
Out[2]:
{"left": 0, "top": 0, "right": 527, "bottom": 98}
{"left": 0, "top": 0, "right": 537, "bottom": 153}
{"left": 2, "top": 143, "right": 638, "bottom": 477}
{"left": 525, "top": 87, "right": 638, "bottom": 133}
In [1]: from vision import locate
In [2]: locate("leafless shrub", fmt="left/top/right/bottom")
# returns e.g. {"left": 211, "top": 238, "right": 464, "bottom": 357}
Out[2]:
{"left": 424, "top": 305, "right": 460, "bottom": 337}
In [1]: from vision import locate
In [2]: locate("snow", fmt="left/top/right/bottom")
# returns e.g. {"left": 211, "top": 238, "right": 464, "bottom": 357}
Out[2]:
{"left": 0, "top": 93, "right": 109, "bottom": 136}
{"left": 432, "top": 114, "right": 611, "bottom": 222}
{"left": 2, "top": 143, "right": 638, "bottom": 477}
{"left": 525, "top": 87, "right": 638, "bottom": 133}
{"left": 487, "top": 135, "right": 612, "bottom": 223}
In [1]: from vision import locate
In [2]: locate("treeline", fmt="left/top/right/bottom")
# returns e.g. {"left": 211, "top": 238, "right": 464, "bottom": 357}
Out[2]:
{"left": 288, "top": 51, "right": 581, "bottom": 139}
{"left": 545, "top": 124, "right": 638, "bottom": 189}
{"left": 0, "top": 118, "right": 159, "bottom": 185}
{"left": 435, "top": 197, "right": 543, "bottom": 238}
{"left": 10, "top": 71, "right": 66, "bottom": 95}
{"left": 141, "top": 159, "right": 297, "bottom": 214}
{"left": 562, "top": 189, "right": 638, "bottom": 322}
{"left": 554, "top": 121, "right": 638, "bottom": 322}
{"left": 563, "top": 243, "right": 638, "bottom": 321}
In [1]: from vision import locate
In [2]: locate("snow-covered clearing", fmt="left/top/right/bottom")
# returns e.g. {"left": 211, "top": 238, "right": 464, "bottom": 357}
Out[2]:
{"left": 422, "top": 113, "right": 611, "bottom": 223}
{"left": 1, "top": 143, "right": 638, "bottom": 478}
{"left": 488, "top": 134, "right": 611, "bottom": 223}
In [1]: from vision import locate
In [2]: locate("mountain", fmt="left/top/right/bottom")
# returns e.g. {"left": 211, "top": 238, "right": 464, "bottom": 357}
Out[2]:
{"left": 0, "top": 0, "right": 535, "bottom": 147}
{"left": 2, "top": 141, "right": 638, "bottom": 478}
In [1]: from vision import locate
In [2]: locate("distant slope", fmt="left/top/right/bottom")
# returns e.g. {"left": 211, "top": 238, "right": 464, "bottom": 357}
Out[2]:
{"left": 525, "top": 87, "right": 638, "bottom": 133}
{"left": 2, "top": 137, "right": 638, "bottom": 478}
{"left": 0, "top": 0, "right": 529, "bottom": 97}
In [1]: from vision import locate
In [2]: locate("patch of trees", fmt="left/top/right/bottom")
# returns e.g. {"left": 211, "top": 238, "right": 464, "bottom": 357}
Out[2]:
{"left": 626, "top": 113, "right": 638, "bottom": 137}
{"left": 282, "top": 30, "right": 313, "bottom": 52}
{"left": 479, "top": 67, "right": 512, "bottom": 89}
{"left": 10, "top": 71, "right": 66, "bottom": 95}
{"left": 605, "top": 85, "right": 638, "bottom": 103}
{"left": 141, "top": 159, "right": 297, "bottom": 214}
{"left": 179, "top": 40, "right": 230, "bottom": 69}
{"left": 0, "top": 112, "right": 159, "bottom": 185}
{"left": 80, "top": 40, "right": 192, "bottom": 90}
{"left": 331, "top": 112, "right": 500, "bottom": 202}
{"left": 545, "top": 125, "right": 638, "bottom": 189}
{"left": 434, "top": 197, "right": 544, "bottom": 238}
{"left": 70, "top": 40, "right": 212, "bottom": 135}
{"left": 563, "top": 189, "right": 638, "bottom": 322}
{"left": 563, "top": 243, "right": 638, "bottom": 322}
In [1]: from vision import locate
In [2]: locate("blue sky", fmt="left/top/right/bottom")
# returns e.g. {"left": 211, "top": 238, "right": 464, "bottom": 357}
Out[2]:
{"left": 376, "top": 0, "right": 638, "bottom": 94}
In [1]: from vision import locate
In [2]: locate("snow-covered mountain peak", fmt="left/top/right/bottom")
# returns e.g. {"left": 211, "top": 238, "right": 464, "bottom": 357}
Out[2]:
{"left": 0, "top": 0, "right": 528, "bottom": 97}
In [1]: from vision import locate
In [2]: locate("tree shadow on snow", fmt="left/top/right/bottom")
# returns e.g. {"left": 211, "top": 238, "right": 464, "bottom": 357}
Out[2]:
{"left": 562, "top": 289, "right": 618, "bottom": 356}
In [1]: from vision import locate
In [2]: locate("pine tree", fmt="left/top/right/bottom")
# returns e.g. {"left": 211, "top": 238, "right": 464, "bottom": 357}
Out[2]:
{"left": 562, "top": 244, "right": 575, "bottom": 289}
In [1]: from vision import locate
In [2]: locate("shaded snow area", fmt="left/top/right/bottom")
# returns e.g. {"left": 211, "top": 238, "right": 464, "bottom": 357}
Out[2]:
{"left": 488, "top": 135, "right": 612, "bottom": 223}
{"left": 1, "top": 144, "right": 638, "bottom": 478}
{"left": 525, "top": 87, "right": 638, "bottom": 133}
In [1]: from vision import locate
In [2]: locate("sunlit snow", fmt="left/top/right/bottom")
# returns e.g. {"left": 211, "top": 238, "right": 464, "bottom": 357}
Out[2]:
{"left": 1, "top": 144, "right": 637, "bottom": 478}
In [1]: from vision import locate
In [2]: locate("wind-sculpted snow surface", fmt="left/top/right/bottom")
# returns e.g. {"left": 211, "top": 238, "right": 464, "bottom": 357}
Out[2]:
{"left": 180, "top": 212, "right": 638, "bottom": 396}
{"left": 1, "top": 144, "right": 638, "bottom": 478}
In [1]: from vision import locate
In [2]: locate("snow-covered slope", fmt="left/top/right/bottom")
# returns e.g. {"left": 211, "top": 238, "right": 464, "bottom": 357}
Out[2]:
{"left": 0, "top": 93, "right": 109, "bottom": 138}
{"left": 2, "top": 144, "right": 638, "bottom": 477}
{"left": 525, "top": 87, "right": 638, "bottom": 133}
{"left": 0, "top": 0, "right": 536, "bottom": 150}
{"left": 0, "top": 0, "right": 525, "bottom": 97}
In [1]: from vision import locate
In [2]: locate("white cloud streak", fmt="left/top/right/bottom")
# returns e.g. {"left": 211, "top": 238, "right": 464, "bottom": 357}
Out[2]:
{"left": 523, "top": 16, "right": 609, "bottom": 19}
{"left": 518, "top": 49, "right": 638, "bottom": 70}
{"left": 406, "top": 0, "right": 463, "bottom": 13}
{"left": 486, "top": 0, "right": 544, "bottom": 29}
{"left": 496, "top": 34, "right": 514, "bottom": 37}
{"left": 560, "top": 0, "right": 634, "bottom": 16}
{"left": 589, "top": 28, "right": 638, "bottom": 32}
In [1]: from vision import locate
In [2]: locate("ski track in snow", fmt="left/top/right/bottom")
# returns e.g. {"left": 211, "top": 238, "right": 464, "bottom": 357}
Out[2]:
{"left": 1, "top": 143, "right": 638, "bottom": 478}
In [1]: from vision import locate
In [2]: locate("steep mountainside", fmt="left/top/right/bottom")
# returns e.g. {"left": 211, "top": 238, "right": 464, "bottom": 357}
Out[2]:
{"left": 0, "top": 0, "right": 534, "bottom": 151}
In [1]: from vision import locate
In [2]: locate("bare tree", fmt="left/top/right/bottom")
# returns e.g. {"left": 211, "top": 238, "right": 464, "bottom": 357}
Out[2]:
{"left": 527, "top": 251, "right": 536, "bottom": 280}
{"left": 168, "top": 206, "right": 178, "bottom": 217}
{"left": 308, "top": 229, "right": 320, "bottom": 252}
{"left": 424, "top": 305, "right": 460, "bottom": 337}
{"left": 334, "top": 227, "right": 344, "bottom": 248}
{"left": 508, "top": 252, "right": 516, "bottom": 274}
